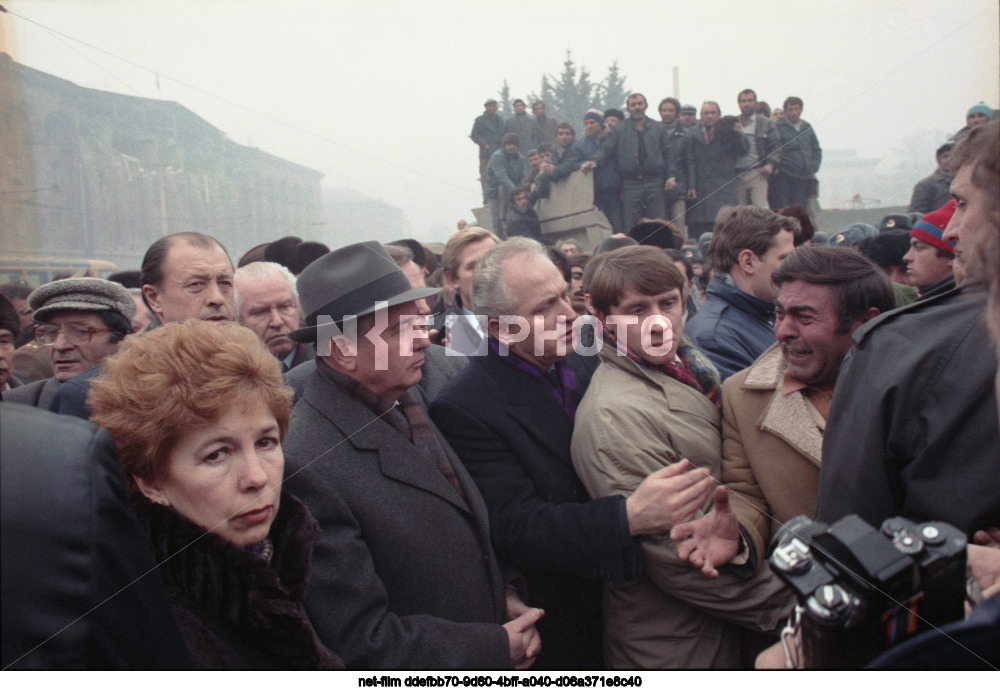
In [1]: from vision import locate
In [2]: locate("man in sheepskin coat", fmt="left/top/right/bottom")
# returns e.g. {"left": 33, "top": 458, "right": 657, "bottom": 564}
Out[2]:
{"left": 672, "top": 246, "right": 895, "bottom": 569}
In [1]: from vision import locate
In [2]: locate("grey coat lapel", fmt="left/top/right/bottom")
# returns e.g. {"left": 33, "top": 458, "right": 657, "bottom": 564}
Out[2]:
{"left": 303, "top": 375, "right": 473, "bottom": 515}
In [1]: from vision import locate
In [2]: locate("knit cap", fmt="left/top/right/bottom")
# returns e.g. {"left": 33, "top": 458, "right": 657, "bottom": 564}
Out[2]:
{"left": 967, "top": 102, "right": 993, "bottom": 119}
{"left": 910, "top": 200, "right": 957, "bottom": 254}
{"left": 583, "top": 109, "right": 604, "bottom": 127}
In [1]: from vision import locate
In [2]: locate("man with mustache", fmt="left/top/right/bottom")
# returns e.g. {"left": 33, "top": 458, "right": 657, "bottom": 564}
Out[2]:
{"left": 4, "top": 278, "right": 135, "bottom": 411}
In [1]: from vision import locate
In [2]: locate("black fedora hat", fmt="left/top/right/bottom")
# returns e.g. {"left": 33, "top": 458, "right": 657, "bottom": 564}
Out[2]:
{"left": 289, "top": 241, "right": 440, "bottom": 344}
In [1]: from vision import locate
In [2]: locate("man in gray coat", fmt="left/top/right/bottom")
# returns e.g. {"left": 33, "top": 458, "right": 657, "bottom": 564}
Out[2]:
{"left": 282, "top": 242, "right": 542, "bottom": 669}
{"left": 486, "top": 133, "right": 528, "bottom": 236}
{"left": 503, "top": 99, "right": 537, "bottom": 153}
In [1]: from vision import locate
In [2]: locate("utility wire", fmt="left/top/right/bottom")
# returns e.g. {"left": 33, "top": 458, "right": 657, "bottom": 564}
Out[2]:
{"left": 2, "top": 4, "right": 478, "bottom": 198}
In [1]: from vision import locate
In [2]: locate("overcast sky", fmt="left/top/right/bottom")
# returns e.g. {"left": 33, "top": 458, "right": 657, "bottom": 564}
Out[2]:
{"left": 3, "top": 0, "right": 998, "bottom": 243}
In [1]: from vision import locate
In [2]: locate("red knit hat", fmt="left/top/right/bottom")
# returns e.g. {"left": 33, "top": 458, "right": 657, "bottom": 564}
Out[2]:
{"left": 910, "top": 200, "right": 957, "bottom": 254}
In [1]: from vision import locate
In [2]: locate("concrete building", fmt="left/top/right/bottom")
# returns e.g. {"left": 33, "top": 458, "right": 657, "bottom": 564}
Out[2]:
{"left": 0, "top": 52, "right": 323, "bottom": 272}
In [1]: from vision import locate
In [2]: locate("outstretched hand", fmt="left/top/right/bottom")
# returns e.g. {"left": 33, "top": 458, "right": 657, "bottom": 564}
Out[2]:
{"left": 670, "top": 486, "right": 740, "bottom": 578}
{"left": 626, "top": 459, "right": 715, "bottom": 536}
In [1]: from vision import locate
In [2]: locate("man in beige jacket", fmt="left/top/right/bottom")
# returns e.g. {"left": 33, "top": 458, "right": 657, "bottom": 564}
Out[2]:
{"left": 572, "top": 245, "right": 795, "bottom": 669}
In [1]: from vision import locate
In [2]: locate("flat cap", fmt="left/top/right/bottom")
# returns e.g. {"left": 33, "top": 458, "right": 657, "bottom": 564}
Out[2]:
{"left": 28, "top": 277, "right": 136, "bottom": 323}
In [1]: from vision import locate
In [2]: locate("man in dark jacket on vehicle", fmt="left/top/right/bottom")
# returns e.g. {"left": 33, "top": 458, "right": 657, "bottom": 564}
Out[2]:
{"left": 581, "top": 93, "right": 676, "bottom": 230}
{"left": 909, "top": 142, "right": 955, "bottom": 214}
{"left": 770, "top": 96, "right": 822, "bottom": 209}
{"left": 558, "top": 110, "right": 623, "bottom": 232}
{"left": 659, "top": 97, "right": 695, "bottom": 236}
{"left": 503, "top": 99, "right": 536, "bottom": 154}
{"left": 471, "top": 98, "right": 505, "bottom": 204}
{"left": 685, "top": 102, "right": 749, "bottom": 239}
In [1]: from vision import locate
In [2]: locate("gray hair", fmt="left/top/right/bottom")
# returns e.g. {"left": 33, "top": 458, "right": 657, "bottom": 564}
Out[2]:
{"left": 233, "top": 261, "right": 299, "bottom": 316}
{"left": 472, "top": 237, "right": 550, "bottom": 317}
{"left": 383, "top": 243, "right": 415, "bottom": 266}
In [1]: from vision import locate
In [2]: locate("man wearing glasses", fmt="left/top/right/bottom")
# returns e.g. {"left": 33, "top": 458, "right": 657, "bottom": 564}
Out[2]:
{"left": 4, "top": 278, "right": 134, "bottom": 412}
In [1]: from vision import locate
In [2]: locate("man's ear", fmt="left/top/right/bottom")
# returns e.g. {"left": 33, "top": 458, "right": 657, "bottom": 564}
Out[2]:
{"left": 737, "top": 248, "right": 757, "bottom": 277}
{"left": 444, "top": 271, "right": 460, "bottom": 295}
{"left": 135, "top": 475, "right": 169, "bottom": 507}
{"left": 142, "top": 284, "right": 164, "bottom": 321}
{"left": 487, "top": 317, "right": 502, "bottom": 343}
{"left": 851, "top": 306, "right": 882, "bottom": 331}
{"left": 325, "top": 335, "right": 358, "bottom": 373}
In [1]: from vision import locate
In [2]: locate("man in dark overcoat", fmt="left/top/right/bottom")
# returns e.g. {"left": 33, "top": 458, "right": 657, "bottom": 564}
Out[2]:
{"left": 283, "top": 242, "right": 542, "bottom": 669}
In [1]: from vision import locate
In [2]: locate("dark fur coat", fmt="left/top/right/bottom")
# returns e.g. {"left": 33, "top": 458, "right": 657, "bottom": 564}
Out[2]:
{"left": 132, "top": 490, "right": 343, "bottom": 670}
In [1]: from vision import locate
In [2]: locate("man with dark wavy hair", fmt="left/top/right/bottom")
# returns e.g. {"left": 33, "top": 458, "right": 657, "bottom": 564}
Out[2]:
{"left": 671, "top": 246, "right": 894, "bottom": 574}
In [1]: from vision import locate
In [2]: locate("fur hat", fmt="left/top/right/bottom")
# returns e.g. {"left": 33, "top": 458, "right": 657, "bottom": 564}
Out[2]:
{"left": 859, "top": 230, "right": 911, "bottom": 269}
{"left": 910, "top": 200, "right": 957, "bottom": 254}
{"left": 0, "top": 293, "right": 19, "bottom": 338}
{"left": 595, "top": 235, "right": 637, "bottom": 255}
{"left": 831, "top": 223, "right": 878, "bottom": 248}
{"left": 682, "top": 246, "right": 705, "bottom": 264}
{"left": 28, "top": 278, "right": 135, "bottom": 323}
{"left": 629, "top": 219, "right": 679, "bottom": 250}
{"left": 879, "top": 213, "right": 913, "bottom": 233}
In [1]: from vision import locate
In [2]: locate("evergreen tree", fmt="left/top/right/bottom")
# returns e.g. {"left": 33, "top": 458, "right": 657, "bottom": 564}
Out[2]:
{"left": 499, "top": 80, "right": 512, "bottom": 118}
{"left": 505, "top": 52, "right": 629, "bottom": 124}
{"left": 596, "top": 61, "right": 628, "bottom": 112}
{"left": 550, "top": 51, "right": 593, "bottom": 124}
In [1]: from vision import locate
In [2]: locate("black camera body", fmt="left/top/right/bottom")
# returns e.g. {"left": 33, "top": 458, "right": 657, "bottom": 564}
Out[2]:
{"left": 769, "top": 514, "right": 967, "bottom": 669}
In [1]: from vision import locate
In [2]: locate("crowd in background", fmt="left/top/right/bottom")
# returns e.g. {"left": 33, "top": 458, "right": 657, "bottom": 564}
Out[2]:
{"left": 1, "top": 101, "right": 998, "bottom": 671}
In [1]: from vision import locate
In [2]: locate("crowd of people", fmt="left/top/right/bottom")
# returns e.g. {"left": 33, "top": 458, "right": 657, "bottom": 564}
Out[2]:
{"left": 471, "top": 90, "right": 825, "bottom": 239}
{"left": 1, "top": 107, "right": 998, "bottom": 670}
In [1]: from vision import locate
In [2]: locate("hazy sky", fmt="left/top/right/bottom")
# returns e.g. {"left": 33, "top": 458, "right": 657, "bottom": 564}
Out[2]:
{"left": 3, "top": 0, "right": 998, "bottom": 243}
